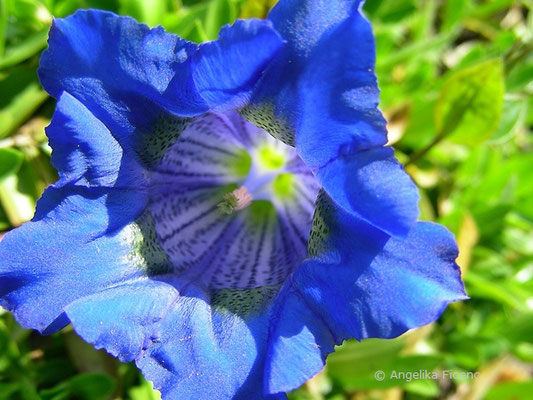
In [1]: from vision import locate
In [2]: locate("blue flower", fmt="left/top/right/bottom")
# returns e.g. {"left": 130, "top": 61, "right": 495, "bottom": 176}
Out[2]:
{"left": 0, "top": 1, "right": 467, "bottom": 399}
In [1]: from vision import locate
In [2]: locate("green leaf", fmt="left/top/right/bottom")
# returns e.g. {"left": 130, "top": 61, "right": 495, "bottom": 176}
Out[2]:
{"left": 62, "top": 330, "right": 120, "bottom": 378}
{"left": 434, "top": 59, "right": 504, "bottom": 145}
{"left": 0, "top": 67, "right": 49, "bottom": 138}
{"left": 7, "top": 0, "right": 49, "bottom": 22}
{"left": 128, "top": 378, "right": 162, "bottom": 400}
{"left": 465, "top": 271, "right": 529, "bottom": 312}
{"left": 85, "top": 0, "right": 120, "bottom": 12}
{"left": 0, "top": 161, "right": 37, "bottom": 226}
{"left": 469, "top": 0, "right": 517, "bottom": 18}
{"left": 404, "top": 378, "right": 440, "bottom": 397}
{"left": 163, "top": 3, "right": 208, "bottom": 34}
{"left": 68, "top": 373, "right": 116, "bottom": 400}
{"left": 53, "top": 0, "right": 120, "bottom": 16}
{"left": 400, "top": 94, "right": 438, "bottom": 149}
{"left": 329, "top": 352, "right": 442, "bottom": 390}
{"left": 0, "top": 0, "right": 7, "bottom": 57}
{"left": 162, "top": 3, "right": 208, "bottom": 37}
{"left": 41, "top": 374, "right": 116, "bottom": 400}
{"left": 0, "top": 27, "right": 49, "bottom": 69}
{"left": 0, "top": 204, "right": 9, "bottom": 230}
{"left": 204, "top": 0, "right": 237, "bottom": 40}
{"left": 506, "top": 57, "right": 533, "bottom": 92}
{"left": 327, "top": 337, "right": 407, "bottom": 389}
{"left": 240, "top": 0, "right": 277, "bottom": 19}
{"left": 0, "top": 383, "right": 20, "bottom": 400}
{"left": 501, "top": 313, "right": 533, "bottom": 345}
{"left": 489, "top": 98, "right": 525, "bottom": 143}
{"left": 327, "top": 338, "right": 405, "bottom": 377}
{"left": 0, "top": 148, "right": 24, "bottom": 181}
{"left": 486, "top": 380, "right": 533, "bottom": 400}
{"left": 118, "top": 0, "right": 166, "bottom": 27}
{"left": 377, "top": 31, "right": 455, "bottom": 70}
{"left": 515, "top": 343, "right": 533, "bottom": 362}
{"left": 441, "top": 0, "right": 469, "bottom": 31}
{"left": 371, "top": 0, "right": 416, "bottom": 23}
{"left": 187, "top": 18, "right": 209, "bottom": 43}
{"left": 34, "top": 359, "right": 76, "bottom": 388}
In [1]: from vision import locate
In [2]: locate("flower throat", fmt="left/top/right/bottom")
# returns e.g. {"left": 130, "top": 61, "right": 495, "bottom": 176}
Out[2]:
{"left": 146, "top": 111, "right": 320, "bottom": 290}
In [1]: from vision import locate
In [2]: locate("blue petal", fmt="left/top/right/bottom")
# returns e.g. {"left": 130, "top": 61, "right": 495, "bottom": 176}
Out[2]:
{"left": 253, "top": 0, "right": 384, "bottom": 164}
{"left": 315, "top": 147, "right": 419, "bottom": 238}
{"left": 0, "top": 189, "right": 147, "bottom": 334}
{"left": 0, "top": 86, "right": 150, "bottom": 333}
{"left": 189, "top": 19, "right": 284, "bottom": 111}
{"left": 65, "top": 280, "right": 180, "bottom": 362}
{"left": 39, "top": 10, "right": 200, "bottom": 121}
{"left": 269, "top": 0, "right": 364, "bottom": 58}
{"left": 40, "top": 11, "right": 202, "bottom": 173}
{"left": 40, "top": 10, "right": 284, "bottom": 140}
{"left": 148, "top": 187, "right": 307, "bottom": 290}
{"left": 243, "top": 0, "right": 418, "bottom": 236}
{"left": 46, "top": 91, "right": 146, "bottom": 233}
{"left": 147, "top": 112, "right": 318, "bottom": 290}
{"left": 265, "top": 192, "right": 467, "bottom": 393}
{"left": 66, "top": 280, "right": 286, "bottom": 399}
{"left": 49, "top": 91, "right": 142, "bottom": 189}
{"left": 271, "top": 0, "right": 385, "bottom": 165}
{"left": 264, "top": 282, "right": 336, "bottom": 394}
{"left": 137, "top": 285, "right": 286, "bottom": 400}
{"left": 38, "top": 11, "right": 196, "bottom": 156}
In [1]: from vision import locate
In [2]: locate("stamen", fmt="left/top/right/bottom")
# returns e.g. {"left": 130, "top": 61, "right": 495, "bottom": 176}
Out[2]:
{"left": 218, "top": 186, "right": 254, "bottom": 215}
{"left": 233, "top": 186, "right": 254, "bottom": 210}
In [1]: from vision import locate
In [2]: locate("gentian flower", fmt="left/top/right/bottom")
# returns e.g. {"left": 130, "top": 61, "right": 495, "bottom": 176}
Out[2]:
{"left": 0, "top": 1, "right": 467, "bottom": 399}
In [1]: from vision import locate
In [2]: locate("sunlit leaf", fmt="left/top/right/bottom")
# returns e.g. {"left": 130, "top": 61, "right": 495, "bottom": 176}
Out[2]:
{"left": 0, "top": 205, "right": 9, "bottom": 230}
{"left": 129, "top": 378, "right": 162, "bottom": 400}
{"left": 0, "top": 67, "right": 48, "bottom": 138}
{"left": 486, "top": 380, "right": 533, "bottom": 400}
{"left": 0, "top": 161, "right": 37, "bottom": 226}
{"left": 0, "top": 147, "right": 23, "bottom": 181}
{"left": 0, "top": 1, "right": 531, "bottom": 399}
{"left": 371, "top": 0, "right": 416, "bottom": 23}
{"left": 465, "top": 272, "right": 529, "bottom": 312}
{"left": 118, "top": 0, "right": 167, "bottom": 27}
{"left": 205, "top": 0, "right": 237, "bottom": 39}
{"left": 456, "top": 212, "right": 479, "bottom": 273}
{"left": 162, "top": 3, "right": 208, "bottom": 37}
{"left": 327, "top": 338, "right": 405, "bottom": 387}
{"left": 0, "top": 27, "right": 49, "bottom": 69}
{"left": 435, "top": 59, "right": 504, "bottom": 145}
{"left": 7, "top": 0, "right": 51, "bottom": 23}
{"left": 489, "top": 98, "right": 525, "bottom": 143}
{"left": 441, "top": 0, "right": 469, "bottom": 31}
{"left": 187, "top": 18, "right": 209, "bottom": 43}
{"left": 329, "top": 353, "right": 442, "bottom": 390}
{"left": 404, "top": 378, "right": 439, "bottom": 397}
{"left": 0, "top": 0, "right": 7, "bottom": 57}
{"left": 240, "top": 0, "right": 277, "bottom": 18}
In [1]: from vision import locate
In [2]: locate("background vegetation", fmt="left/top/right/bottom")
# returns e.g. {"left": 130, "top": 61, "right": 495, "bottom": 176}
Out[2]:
{"left": 0, "top": 0, "right": 532, "bottom": 399}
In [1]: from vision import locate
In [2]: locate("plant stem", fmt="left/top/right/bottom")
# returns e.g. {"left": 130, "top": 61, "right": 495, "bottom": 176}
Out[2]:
{"left": 405, "top": 131, "right": 447, "bottom": 167}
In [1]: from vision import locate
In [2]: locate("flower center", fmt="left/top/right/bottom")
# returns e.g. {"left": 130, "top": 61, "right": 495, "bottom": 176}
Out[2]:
{"left": 218, "top": 186, "right": 254, "bottom": 214}
{"left": 147, "top": 111, "right": 320, "bottom": 290}
{"left": 217, "top": 139, "right": 295, "bottom": 215}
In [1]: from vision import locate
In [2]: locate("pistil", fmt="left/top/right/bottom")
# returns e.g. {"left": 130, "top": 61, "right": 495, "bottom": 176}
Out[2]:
{"left": 218, "top": 186, "right": 254, "bottom": 215}
{"left": 217, "top": 138, "right": 291, "bottom": 215}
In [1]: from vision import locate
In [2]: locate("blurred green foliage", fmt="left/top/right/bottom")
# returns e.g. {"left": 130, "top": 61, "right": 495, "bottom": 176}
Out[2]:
{"left": 0, "top": 0, "right": 532, "bottom": 399}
